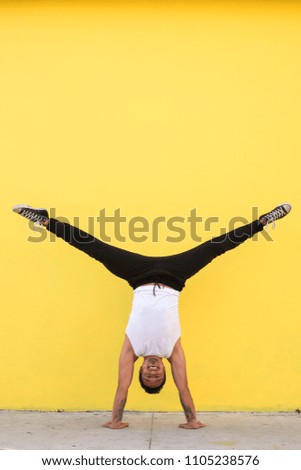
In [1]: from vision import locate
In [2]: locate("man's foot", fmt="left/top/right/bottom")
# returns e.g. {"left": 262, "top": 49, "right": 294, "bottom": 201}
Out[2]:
{"left": 259, "top": 203, "right": 292, "bottom": 227}
{"left": 12, "top": 204, "right": 49, "bottom": 227}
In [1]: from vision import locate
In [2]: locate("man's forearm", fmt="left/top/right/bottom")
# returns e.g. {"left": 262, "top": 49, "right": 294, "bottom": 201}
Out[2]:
{"left": 103, "top": 388, "right": 129, "bottom": 429}
{"left": 111, "top": 388, "right": 128, "bottom": 423}
{"left": 179, "top": 389, "right": 197, "bottom": 422}
{"left": 170, "top": 342, "right": 206, "bottom": 429}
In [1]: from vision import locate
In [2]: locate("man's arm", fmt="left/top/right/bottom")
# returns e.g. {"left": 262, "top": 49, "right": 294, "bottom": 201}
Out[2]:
{"left": 103, "top": 335, "right": 137, "bottom": 429}
{"left": 169, "top": 339, "right": 206, "bottom": 429}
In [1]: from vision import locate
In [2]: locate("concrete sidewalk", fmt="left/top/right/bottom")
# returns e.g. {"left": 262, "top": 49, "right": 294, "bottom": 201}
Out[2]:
{"left": 0, "top": 411, "right": 300, "bottom": 450}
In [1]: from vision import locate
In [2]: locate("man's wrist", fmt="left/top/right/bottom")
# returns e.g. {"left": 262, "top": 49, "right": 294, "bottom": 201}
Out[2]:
{"left": 186, "top": 417, "right": 197, "bottom": 423}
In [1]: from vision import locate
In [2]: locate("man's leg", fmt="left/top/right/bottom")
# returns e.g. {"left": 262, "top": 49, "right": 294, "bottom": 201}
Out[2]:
{"left": 163, "top": 219, "right": 263, "bottom": 280}
{"left": 162, "top": 203, "right": 292, "bottom": 281}
{"left": 12, "top": 205, "right": 152, "bottom": 282}
{"left": 48, "top": 218, "right": 154, "bottom": 281}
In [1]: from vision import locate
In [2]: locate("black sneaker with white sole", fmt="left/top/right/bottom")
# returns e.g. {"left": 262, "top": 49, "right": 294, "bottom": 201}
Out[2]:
{"left": 259, "top": 203, "right": 292, "bottom": 227}
{"left": 12, "top": 204, "right": 49, "bottom": 226}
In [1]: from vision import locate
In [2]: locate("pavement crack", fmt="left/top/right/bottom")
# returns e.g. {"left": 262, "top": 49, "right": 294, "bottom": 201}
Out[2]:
{"left": 148, "top": 413, "right": 154, "bottom": 450}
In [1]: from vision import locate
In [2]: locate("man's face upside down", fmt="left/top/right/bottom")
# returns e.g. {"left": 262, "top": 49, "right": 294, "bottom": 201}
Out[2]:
{"left": 139, "top": 356, "right": 166, "bottom": 392}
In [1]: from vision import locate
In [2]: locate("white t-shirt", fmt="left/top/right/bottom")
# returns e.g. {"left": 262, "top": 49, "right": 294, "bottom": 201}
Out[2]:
{"left": 126, "top": 285, "right": 181, "bottom": 358}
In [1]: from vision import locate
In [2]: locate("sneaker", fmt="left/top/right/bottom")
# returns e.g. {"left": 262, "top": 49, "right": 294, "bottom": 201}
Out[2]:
{"left": 12, "top": 204, "right": 49, "bottom": 227}
{"left": 259, "top": 203, "right": 292, "bottom": 228}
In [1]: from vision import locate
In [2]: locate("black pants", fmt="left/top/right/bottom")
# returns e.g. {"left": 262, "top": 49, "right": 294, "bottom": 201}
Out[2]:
{"left": 47, "top": 218, "right": 264, "bottom": 292}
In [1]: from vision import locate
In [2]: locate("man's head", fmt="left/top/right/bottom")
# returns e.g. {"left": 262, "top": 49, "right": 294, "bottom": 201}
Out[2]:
{"left": 139, "top": 356, "right": 166, "bottom": 394}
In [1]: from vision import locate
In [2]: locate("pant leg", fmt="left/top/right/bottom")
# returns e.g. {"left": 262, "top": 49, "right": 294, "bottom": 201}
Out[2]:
{"left": 47, "top": 218, "right": 153, "bottom": 281}
{"left": 161, "top": 219, "right": 264, "bottom": 281}
{"left": 47, "top": 217, "right": 264, "bottom": 291}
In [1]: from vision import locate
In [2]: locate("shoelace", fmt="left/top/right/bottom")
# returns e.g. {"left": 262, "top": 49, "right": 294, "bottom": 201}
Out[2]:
{"left": 263, "top": 206, "right": 287, "bottom": 230}
{"left": 263, "top": 218, "right": 276, "bottom": 231}
{"left": 266, "top": 206, "right": 287, "bottom": 222}
{"left": 21, "top": 209, "right": 46, "bottom": 226}
{"left": 21, "top": 209, "right": 39, "bottom": 221}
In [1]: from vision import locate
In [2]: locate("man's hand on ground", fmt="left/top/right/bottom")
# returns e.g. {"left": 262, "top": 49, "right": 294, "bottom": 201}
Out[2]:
{"left": 179, "top": 421, "right": 207, "bottom": 429}
{"left": 103, "top": 421, "right": 129, "bottom": 429}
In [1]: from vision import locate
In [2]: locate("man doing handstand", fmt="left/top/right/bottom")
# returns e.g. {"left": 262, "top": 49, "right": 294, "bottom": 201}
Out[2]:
{"left": 12, "top": 202, "right": 291, "bottom": 429}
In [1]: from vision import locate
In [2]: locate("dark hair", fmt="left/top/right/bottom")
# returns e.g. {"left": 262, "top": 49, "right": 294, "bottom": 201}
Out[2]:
{"left": 139, "top": 370, "right": 166, "bottom": 394}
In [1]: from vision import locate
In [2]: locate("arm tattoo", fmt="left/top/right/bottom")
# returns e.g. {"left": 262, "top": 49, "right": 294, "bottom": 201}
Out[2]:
{"left": 115, "top": 399, "right": 126, "bottom": 422}
{"left": 180, "top": 399, "right": 195, "bottom": 422}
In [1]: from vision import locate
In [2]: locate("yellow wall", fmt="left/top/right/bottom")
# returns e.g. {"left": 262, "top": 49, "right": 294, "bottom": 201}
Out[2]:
{"left": 0, "top": 1, "right": 300, "bottom": 412}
